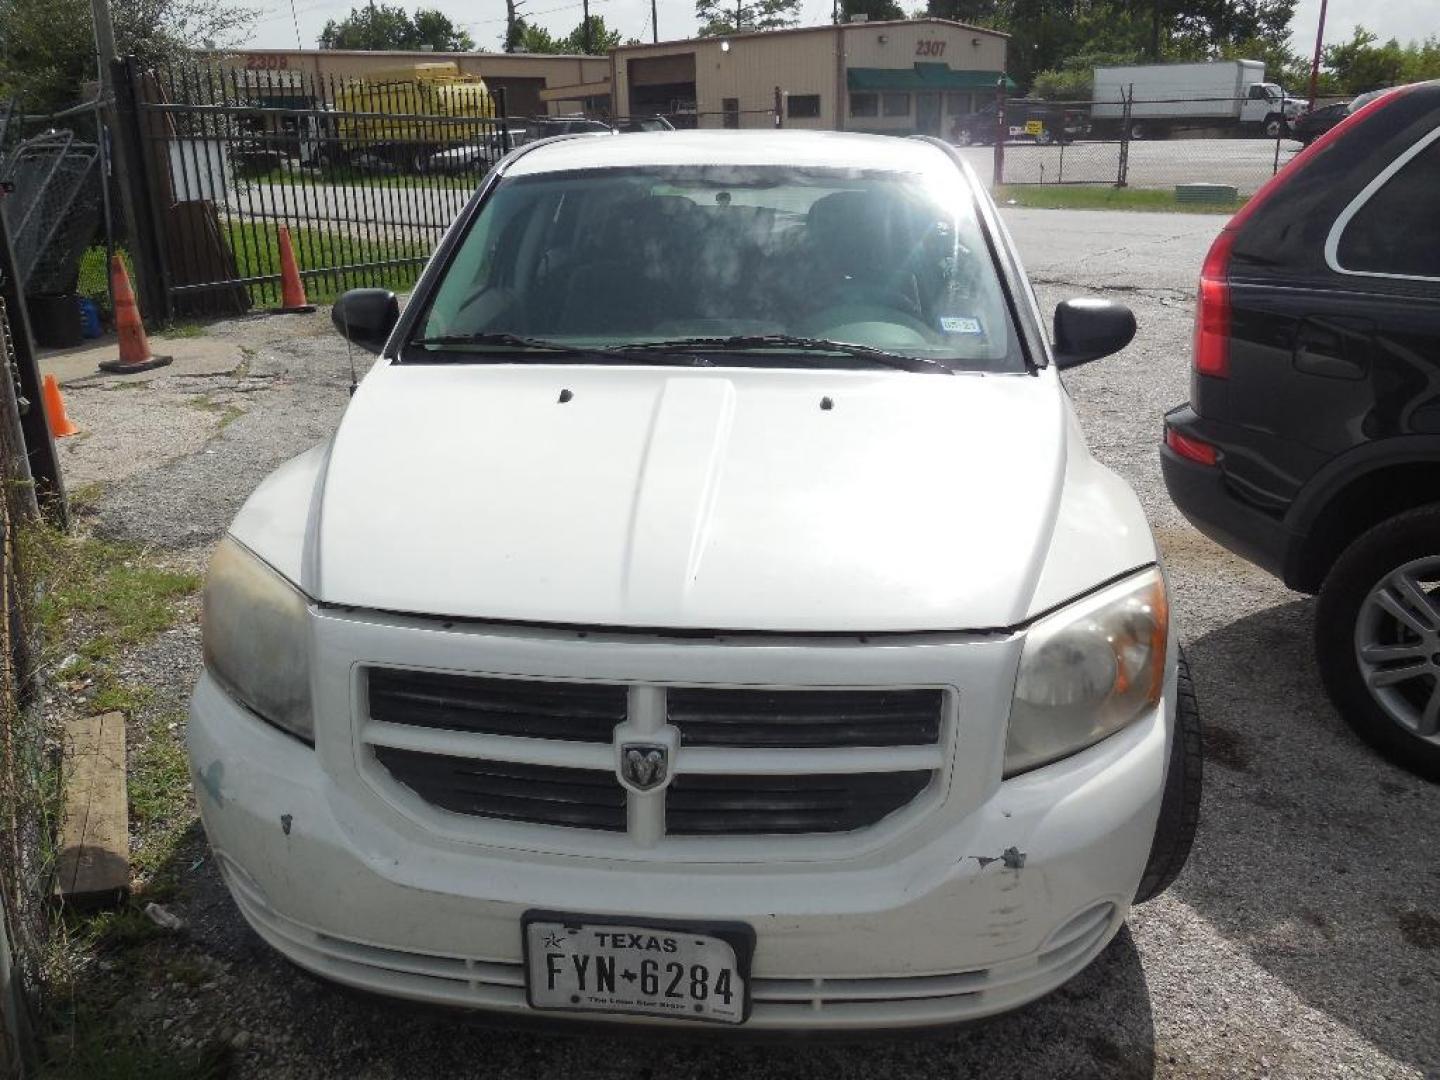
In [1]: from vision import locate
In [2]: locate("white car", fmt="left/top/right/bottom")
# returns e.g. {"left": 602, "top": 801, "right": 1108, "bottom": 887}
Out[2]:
{"left": 190, "top": 130, "right": 1201, "bottom": 1032}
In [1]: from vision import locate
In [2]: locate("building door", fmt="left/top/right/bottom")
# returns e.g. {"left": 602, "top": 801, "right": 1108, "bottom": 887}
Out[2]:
{"left": 916, "top": 92, "right": 941, "bottom": 135}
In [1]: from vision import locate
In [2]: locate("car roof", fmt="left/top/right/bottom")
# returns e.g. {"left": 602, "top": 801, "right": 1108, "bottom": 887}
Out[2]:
{"left": 501, "top": 130, "right": 959, "bottom": 179}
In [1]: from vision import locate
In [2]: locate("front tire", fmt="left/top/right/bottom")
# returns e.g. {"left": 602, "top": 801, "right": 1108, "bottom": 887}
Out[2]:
{"left": 1315, "top": 505, "right": 1440, "bottom": 781}
{"left": 1262, "top": 114, "right": 1286, "bottom": 139}
{"left": 1133, "top": 652, "right": 1202, "bottom": 903}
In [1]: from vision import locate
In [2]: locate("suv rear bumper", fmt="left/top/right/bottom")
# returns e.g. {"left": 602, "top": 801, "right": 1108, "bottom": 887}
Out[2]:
{"left": 1161, "top": 404, "right": 1296, "bottom": 583}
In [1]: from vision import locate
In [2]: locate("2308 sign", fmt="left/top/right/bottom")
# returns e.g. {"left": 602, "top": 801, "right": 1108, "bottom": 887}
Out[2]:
{"left": 915, "top": 40, "right": 947, "bottom": 57}
{"left": 244, "top": 54, "right": 290, "bottom": 70}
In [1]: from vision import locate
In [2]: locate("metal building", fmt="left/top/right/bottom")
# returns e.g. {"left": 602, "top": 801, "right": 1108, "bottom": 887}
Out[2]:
{"left": 564, "top": 19, "right": 1011, "bottom": 133}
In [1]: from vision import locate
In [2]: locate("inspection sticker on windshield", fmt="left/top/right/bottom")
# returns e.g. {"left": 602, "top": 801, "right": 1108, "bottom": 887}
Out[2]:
{"left": 941, "top": 316, "right": 984, "bottom": 335}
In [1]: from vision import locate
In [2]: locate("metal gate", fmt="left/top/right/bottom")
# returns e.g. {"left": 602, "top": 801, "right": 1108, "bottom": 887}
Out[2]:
{"left": 118, "top": 59, "right": 511, "bottom": 318}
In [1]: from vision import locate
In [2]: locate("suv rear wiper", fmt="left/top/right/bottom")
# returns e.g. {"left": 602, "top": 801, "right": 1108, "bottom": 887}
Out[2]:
{"left": 410, "top": 332, "right": 713, "bottom": 367}
{"left": 613, "top": 335, "right": 954, "bottom": 375}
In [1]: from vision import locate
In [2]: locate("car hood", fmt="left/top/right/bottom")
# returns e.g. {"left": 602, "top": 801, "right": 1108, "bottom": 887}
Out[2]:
{"left": 309, "top": 363, "right": 1071, "bottom": 632}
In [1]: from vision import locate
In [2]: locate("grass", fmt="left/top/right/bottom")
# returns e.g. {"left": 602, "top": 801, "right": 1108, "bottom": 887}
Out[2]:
{"left": 23, "top": 522, "right": 217, "bottom": 1079}
{"left": 79, "top": 219, "right": 428, "bottom": 313}
{"left": 188, "top": 396, "right": 245, "bottom": 431}
{"left": 241, "top": 160, "right": 479, "bottom": 190}
{"left": 994, "top": 183, "right": 1248, "bottom": 214}
{"left": 22, "top": 524, "right": 199, "bottom": 725}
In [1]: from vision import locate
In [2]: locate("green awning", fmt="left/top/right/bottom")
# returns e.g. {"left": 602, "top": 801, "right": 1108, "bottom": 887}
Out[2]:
{"left": 847, "top": 66, "right": 1016, "bottom": 92}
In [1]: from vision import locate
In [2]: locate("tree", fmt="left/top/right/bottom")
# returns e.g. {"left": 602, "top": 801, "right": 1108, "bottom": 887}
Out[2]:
{"left": 507, "top": 14, "right": 620, "bottom": 54}
{"left": 841, "top": 0, "right": 906, "bottom": 21}
{"left": 1320, "top": 26, "right": 1433, "bottom": 95}
{"left": 694, "top": 0, "right": 801, "bottom": 36}
{"left": 319, "top": 4, "right": 474, "bottom": 50}
{"left": 562, "top": 15, "right": 622, "bottom": 53}
{"left": 0, "top": 0, "right": 257, "bottom": 113}
{"left": 926, "top": 0, "right": 1000, "bottom": 21}
{"left": 510, "top": 20, "right": 558, "bottom": 52}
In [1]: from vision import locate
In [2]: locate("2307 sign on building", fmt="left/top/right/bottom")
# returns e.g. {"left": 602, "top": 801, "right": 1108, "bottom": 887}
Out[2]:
{"left": 915, "top": 40, "right": 947, "bottom": 57}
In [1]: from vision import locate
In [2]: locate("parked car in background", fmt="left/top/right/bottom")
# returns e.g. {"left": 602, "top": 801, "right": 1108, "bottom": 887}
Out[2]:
{"left": 1162, "top": 80, "right": 1440, "bottom": 780}
{"left": 612, "top": 115, "right": 676, "bottom": 133}
{"left": 1291, "top": 100, "right": 1349, "bottom": 145}
{"left": 426, "top": 122, "right": 529, "bottom": 173}
{"left": 525, "top": 115, "right": 612, "bottom": 139}
{"left": 950, "top": 99, "right": 1088, "bottom": 146}
{"left": 192, "top": 130, "right": 1201, "bottom": 1033}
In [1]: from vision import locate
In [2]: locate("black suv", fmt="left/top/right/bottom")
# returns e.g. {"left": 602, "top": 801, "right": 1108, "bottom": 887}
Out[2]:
{"left": 1161, "top": 81, "right": 1440, "bottom": 780}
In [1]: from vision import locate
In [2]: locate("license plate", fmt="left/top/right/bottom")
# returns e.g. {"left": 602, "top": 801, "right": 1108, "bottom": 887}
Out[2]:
{"left": 523, "top": 912, "right": 753, "bottom": 1024}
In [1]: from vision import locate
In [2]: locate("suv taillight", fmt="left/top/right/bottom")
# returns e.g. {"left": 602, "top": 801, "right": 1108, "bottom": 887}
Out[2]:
{"left": 1190, "top": 83, "right": 1418, "bottom": 382}
{"left": 1193, "top": 228, "right": 1235, "bottom": 378}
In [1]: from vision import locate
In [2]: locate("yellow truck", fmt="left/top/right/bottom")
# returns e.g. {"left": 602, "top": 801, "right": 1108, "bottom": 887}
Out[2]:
{"left": 327, "top": 63, "right": 497, "bottom": 172}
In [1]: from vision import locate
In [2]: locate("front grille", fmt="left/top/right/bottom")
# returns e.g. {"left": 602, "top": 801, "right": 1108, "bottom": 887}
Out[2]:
{"left": 665, "top": 771, "right": 933, "bottom": 835}
{"left": 368, "top": 669, "right": 625, "bottom": 743}
{"left": 363, "top": 668, "right": 948, "bottom": 841}
{"left": 668, "top": 688, "right": 944, "bottom": 747}
{"left": 373, "top": 748, "right": 627, "bottom": 831}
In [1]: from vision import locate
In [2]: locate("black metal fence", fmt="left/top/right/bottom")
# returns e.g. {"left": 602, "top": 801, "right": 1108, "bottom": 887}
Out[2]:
{"left": 118, "top": 58, "right": 513, "bottom": 318}
{"left": 995, "top": 95, "right": 1299, "bottom": 195}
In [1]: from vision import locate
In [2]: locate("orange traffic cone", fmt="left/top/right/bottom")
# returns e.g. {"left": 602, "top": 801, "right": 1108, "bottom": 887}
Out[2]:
{"left": 42, "top": 374, "right": 79, "bottom": 438}
{"left": 98, "top": 256, "right": 173, "bottom": 374}
{"left": 272, "top": 226, "right": 316, "bottom": 314}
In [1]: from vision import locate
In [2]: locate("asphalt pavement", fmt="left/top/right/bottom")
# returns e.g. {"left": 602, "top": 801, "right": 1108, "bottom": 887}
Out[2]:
{"left": 50, "top": 207, "right": 1439, "bottom": 1079}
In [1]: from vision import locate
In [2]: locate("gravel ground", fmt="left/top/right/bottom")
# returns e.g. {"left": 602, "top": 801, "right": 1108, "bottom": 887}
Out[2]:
{"left": 51, "top": 208, "right": 1439, "bottom": 1079}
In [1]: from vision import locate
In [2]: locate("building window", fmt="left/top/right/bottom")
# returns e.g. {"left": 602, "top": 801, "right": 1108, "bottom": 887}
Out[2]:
{"left": 849, "top": 92, "right": 878, "bottom": 117}
{"left": 945, "top": 91, "right": 972, "bottom": 116}
{"left": 882, "top": 92, "right": 910, "bottom": 117}
{"left": 787, "top": 94, "right": 821, "bottom": 119}
{"left": 723, "top": 98, "right": 739, "bottom": 128}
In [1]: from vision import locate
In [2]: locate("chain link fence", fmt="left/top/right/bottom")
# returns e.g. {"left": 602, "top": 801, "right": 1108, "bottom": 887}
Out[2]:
{"left": 996, "top": 95, "right": 1301, "bottom": 195}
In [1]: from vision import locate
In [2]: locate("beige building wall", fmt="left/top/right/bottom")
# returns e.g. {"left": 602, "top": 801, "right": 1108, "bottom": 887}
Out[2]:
{"left": 842, "top": 21, "right": 1005, "bottom": 72}
{"left": 610, "top": 19, "right": 1006, "bottom": 132}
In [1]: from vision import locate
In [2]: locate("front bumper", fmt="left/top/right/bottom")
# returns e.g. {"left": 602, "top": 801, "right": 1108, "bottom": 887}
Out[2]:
{"left": 189, "top": 660, "right": 1171, "bottom": 1031}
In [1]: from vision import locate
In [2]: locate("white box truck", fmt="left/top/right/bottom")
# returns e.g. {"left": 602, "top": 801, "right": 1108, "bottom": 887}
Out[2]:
{"left": 1091, "top": 60, "right": 1308, "bottom": 139}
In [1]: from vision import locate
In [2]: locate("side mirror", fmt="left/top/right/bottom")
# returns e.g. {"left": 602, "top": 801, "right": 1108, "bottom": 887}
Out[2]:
{"left": 332, "top": 288, "right": 399, "bottom": 352}
{"left": 1052, "top": 298, "right": 1136, "bottom": 369}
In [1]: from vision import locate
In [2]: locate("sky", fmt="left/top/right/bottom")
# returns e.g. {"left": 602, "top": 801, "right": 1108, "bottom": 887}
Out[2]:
{"left": 247, "top": 0, "right": 1436, "bottom": 57}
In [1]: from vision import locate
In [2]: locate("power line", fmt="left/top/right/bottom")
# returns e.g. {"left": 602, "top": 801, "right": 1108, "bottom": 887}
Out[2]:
{"left": 462, "top": 0, "right": 611, "bottom": 28}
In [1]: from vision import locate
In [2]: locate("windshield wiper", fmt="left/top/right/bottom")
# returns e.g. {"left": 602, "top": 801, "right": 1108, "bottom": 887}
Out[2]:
{"left": 613, "top": 335, "right": 954, "bottom": 375}
{"left": 409, "top": 332, "right": 713, "bottom": 367}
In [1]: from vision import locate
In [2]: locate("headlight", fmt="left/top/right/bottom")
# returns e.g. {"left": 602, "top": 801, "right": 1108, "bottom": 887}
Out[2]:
{"left": 1004, "top": 568, "right": 1168, "bottom": 777}
{"left": 202, "top": 537, "right": 314, "bottom": 743}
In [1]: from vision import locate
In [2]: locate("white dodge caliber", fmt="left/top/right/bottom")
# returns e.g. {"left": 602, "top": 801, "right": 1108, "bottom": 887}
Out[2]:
{"left": 190, "top": 130, "right": 1202, "bottom": 1031}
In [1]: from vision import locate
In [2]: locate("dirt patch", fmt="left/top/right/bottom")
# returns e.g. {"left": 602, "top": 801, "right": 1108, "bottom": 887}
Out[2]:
{"left": 1202, "top": 723, "right": 1252, "bottom": 773}
{"left": 1397, "top": 910, "right": 1440, "bottom": 950}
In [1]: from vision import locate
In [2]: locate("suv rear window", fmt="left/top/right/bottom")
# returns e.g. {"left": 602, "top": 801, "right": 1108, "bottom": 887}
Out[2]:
{"left": 412, "top": 165, "right": 1024, "bottom": 372}
{"left": 1335, "top": 131, "right": 1440, "bottom": 280}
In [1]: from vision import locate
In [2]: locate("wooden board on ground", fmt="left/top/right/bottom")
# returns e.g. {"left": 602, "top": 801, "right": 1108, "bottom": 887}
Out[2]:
{"left": 55, "top": 711, "right": 129, "bottom": 907}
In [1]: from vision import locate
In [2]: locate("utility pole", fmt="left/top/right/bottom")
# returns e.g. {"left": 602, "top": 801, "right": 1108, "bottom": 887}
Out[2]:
{"left": 1307, "top": 0, "right": 1329, "bottom": 105}
{"left": 582, "top": 0, "right": 592, "bottom": 53}
{"left": 1150, "top": 0, "right": 1161, "bottom": 61}
{"left": 652, "top": 0, "right": 658, "bottom": 42}
{"left": 736, "top": 0, "right": 742, "bottom": 31}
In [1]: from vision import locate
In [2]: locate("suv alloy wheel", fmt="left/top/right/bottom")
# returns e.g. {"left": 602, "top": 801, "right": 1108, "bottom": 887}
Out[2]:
{"left": 1316, "top": 505, "right": 1440, "bottom": 781}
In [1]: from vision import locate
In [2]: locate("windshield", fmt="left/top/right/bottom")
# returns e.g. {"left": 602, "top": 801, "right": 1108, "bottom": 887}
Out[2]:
{"left": 411, "top": 165, "right": 1023, "bottom": 372}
